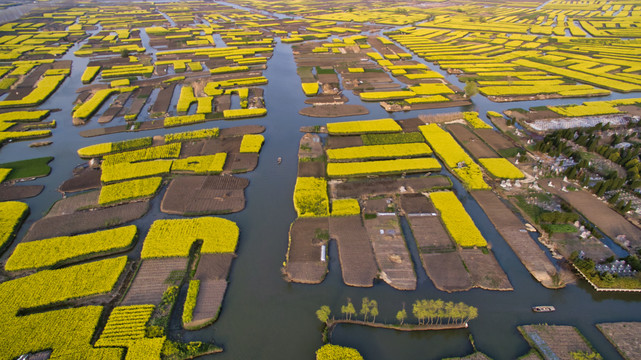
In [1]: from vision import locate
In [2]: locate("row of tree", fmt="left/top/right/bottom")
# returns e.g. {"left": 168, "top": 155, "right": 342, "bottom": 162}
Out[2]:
{"left": 316, "top": 298, "right": 478, "bottom": 326}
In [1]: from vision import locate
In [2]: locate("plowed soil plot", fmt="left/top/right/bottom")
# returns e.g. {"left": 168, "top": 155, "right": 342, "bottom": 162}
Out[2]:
{"left": 553, "top": 232, "right": 614, "bottom": 263}
{"left": 298, "top": 161, "right": 325, "bottom": 177}
{"left": 23, "top": 201, "right": 149, "bottom": 242}
{"left": 326, "top": 135, "right": 362, "bottom": 149}
{"left": 201, "top": 137, "right": 242, "bottom": 154}
{"left": 363, "top": 214, "right": 416, "bottom": 290}
{"left": 400, "top": 193, "right": 435, "bottom": 214}
{"left": 286, "top": 217, "right": 328, "bottom": 284}
{"left": 329, "top": 216, "right": 378, "bottom": 287}
{"left": 189, "top": 253, "right": 235, "bottom": 327}
{"left": 299, "top": 104, "right": 368, "bottom": 118}
{"left": 460, "top": 248, "right": 512, "bottom": 291}
{"left": 471, "top": 190, "right": 559, "bottom": 288}
{"left": 224, "top": 153, "right": 258, "bottom": 172}
{"left": 398, "top": 118, "right": 425, "bottom": 132}
{"left": 304, "top": 95, "right": 348, "bottom": 104}
{"left": 446, "top": 124, "right": 497, "bottom": 159}
{"left": 406, "top": 215, "right": 453, "bottom": 252}
{"left": 0, "top": 185, "right": 42, "bottom": 201}
{"left": 151, "top": 83, "right": 175, "bottom": 115}
{"left": 46, "top": 191, "right": 99, "bottom": 217}
{"left": 122, "top": 258, "right": 189, "bottom": 305}
{"left": 219, "top": 125, "right": 265, "bottom": 137}
{"left": 299, "top": 133, "right": 324, "bottom": 159}
{"left": 519, "top": 325, "right": 598, "bottom": 360}
{"left": 541, "top": 178, "right": 641, "bottom": 250}
{"left": 161, "top": 175, "right": 248, "bottom": 215}
{"left": 421, "top": 252, "right": 472, "bottom": 292}
{"left": 179, "top": 142, "right": 205, "bottom": 157}
{"left": 597, "top": 322, "right": 641, "bottom": 360}
{"left": 58, "top": 167, "right": 101, "bottom": 193}
{"left": 333, "top": 176, "right": 451, "bottom": 198}
{"left": 474, "top": 128, "right": 517, "bottom": 152}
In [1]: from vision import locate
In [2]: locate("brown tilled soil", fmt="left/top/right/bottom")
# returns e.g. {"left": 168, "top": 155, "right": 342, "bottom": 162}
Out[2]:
{"left": 215, "top": 94, "right": 231, "bottom": 112}
{"left": 471, "top": 190, "right": 560, "bottom": 288}
{"left": 58, "top": 167, "right": 102, "bottom": 193}
{"left": 398, "top": 118, "right": 424, "bottom": 132}
{"left": 299, "top": 104, "right": 368, "bottom": 118}
{"left": 121, "top": 258, "right": 189, "bottom": 305}
{"left": 460, "top": 248, "right": 512, "bottom": 291}
{"left": 188, "top": 279, "right": 227, "bottom": 328}
{"left": 298, "top": 161, "right": 325, "bottom": 177}
{"left": 597, "top": 322, "right": 641, "bottom": 360}
{"left": 46, "top": 191, "right": 99, "bottom": 217}
{"left": 180, "top": 142, "right": 205, "bottom": 157}
{"left": 446, "top": 124, "right": 497, "bottom": 159}
{"left": 0, "top": 185, "right": 43, "bottom": 201}
{"left": 363, "top": 198, "right": 391, "bottom": 213}
{"left": 474, "top": 128, "right": 517, "bottom": 152}
{"left": 541, "top": 178, "right": 641, "bottom": 250}
{"left": 224, "top": 153, "right": 258, "bottom": 172}
{"left": 286, "top": 217, "right": 328, "bottom": 284}
{"left": 421, "top": 252, "right": 472, "bottom": 292}
{"left": 201, "top": 137, "right": 242, "bottom": 154}
{"left": 219, "top": 124, "right": 265, "bottom": 137}
{"left": 408, "top": 100, "right": 472, "bottom": 111}
{"left": 332, "top": 176, "right": 451, "bottom": 198}
{"left": 363, "top": 214, "right": 416, "bottom": 290}
{"left": 326, "top": 135, "right": 362, "bottom": 149}
{"left": 304, "top": 94, "right": 348, "bottom": 104}
{"left": 161, "top": 175, "right": 248, "bottom": 215}
{"left": 407, "top": 215, "right": 454, "bottom": 251}
{"left": 151, "top": 83, "right": 175, "bottom": 115}
{"left": 520, "top": 325, "right": 596, "bottom": 360}
{"left": 329, "top": 216, "right": 378, "bottom": 287}
{"left": 400, "top": 193, "right": 435, "bottom": 214}
{"left": 195, "top": 253, "right": 234, "bottom": 280}
{"left": 23, "top": 201, "right": 150, "bottom": 242}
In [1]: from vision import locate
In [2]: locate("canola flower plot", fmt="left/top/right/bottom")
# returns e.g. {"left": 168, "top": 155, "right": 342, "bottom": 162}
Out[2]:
{"left": 164, "top": 114, "right": 206, "bottom": 128}
{"left": 419, "top": 124, "right": 490, "bottom": 190}
{"left": 327, "top": 118, "right": 402, "bottom": 135}
{"left": 301, "top": 82, "right": 319, "bottom": 96}
{"left": 359, "top": 90, "right": 416, "bottom": 101}
{"left": 316, "top": 344, "right": 363, "bottom": 360}
{"left": 141, "top": 217, "right": 239, "bottom": 258}
{"left": 0, "top": 257, "right": 128, "bottom": 360}
{"left": 182, "top": 280, "right": 200, "bottom": 325}
{"left": 77, "top": 137, "right": 152, "bottom": 158}
{"left": 327, "top": 158, "right": 441, "bottom": 178}
{"left": 0, "top": 110, "right": 49, "bottom": 122}
{"left": 101, "top": 160, "right": 172, "bottom": 183}
{"left": 72, "top": 86, "right": 137, "bottom": 120}
{"left": 124, "top": 337, "right": 166, "bottom": 360}
{"left": 5, "top": 226, "right": 137, "bottom": 271}
{"left": 172, "top": 154, "right": 227, "bottom": 174}
{"left": 164, "top": 128, "right": 219, "bottom": 143}
{"left": 327, "top": 143, "right": 432, "bottom": 161}
{"left": 239, "top": 134, "right": 264, "bottom": 153}
{"left": 463, "top": 112, "right": 492, "bottom": 129}
{"left": 479, "top": 158, "right": 525, "bottom": 179}
{"left": 293, "top": 177, "right": 329, "bottom": 217}
{"left": 0, "top": 201, "right": 28, "bottom": 253}
{"left": 331, "top": 199, "right": 360, "bottom": 216}
{"left": 223, "top": 108, "right": 267, "bottom": 119}
{"left": 95, "top": 305, "right": 155, "bottom": 347}
{"left": 81, "top": 65, "right": 100, "bottom": 84}
{"left": 430, "top": 191, "right": 488, "bottom": 248}
{"left": 0, "top": 168, "right": 10, "bottom": 183}
{"left": 99, "top": 177, "right": 163, "bottom": 205}
{"left": 102, "top": 143, "right": 181, "bottom": 166}
{"left": 0, "top": 74, "right": 65, "bottom": 108}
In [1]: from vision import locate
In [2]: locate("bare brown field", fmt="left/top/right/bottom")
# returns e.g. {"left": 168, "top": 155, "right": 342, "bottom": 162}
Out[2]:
{"left": 58, "top": 167, "right": 101, "bottom": 193}
{"left": 332, "top": 176, "right": 451, "bottom": 198}
{"left": 329, "top": 215, "right": 378, "bottom": 287}
{"left": 400, "top": 193, "right": 435, "bottom": 214}
{"left": 122, "top": 258, "right": 189, "bottom": 305}
{"left": 407, "top": 215, "right": 454, "bottom": 251}
{"left": 299, "top": 104, "right": 368, "bottom": 118}
{"left": 541, "top": 178, "right": 641, "bottom": 250}
{"left": 225, "top": 153, "right": 258, "bottom": 172}
{"left": 552, "top": 232, "right": 614, "bottom": 263}
{"left": 447, "top": 124, "right": 497, "bottom": 159}
{"left": 23, "top": 201, "right": 149, "bottom": 242}
{"left": 297, "top": 161, "right": 325, "bottom": 177}
{"left": 325, "top": 135, "right": 362, "bottom": 149}
{"left": 304, "top": 94, "right": 348, "bottom": 104}
{"left": 474, "top": 128, "right": 517, "bottom": 152}
{"left": 299, "top": 133, "right": 324, "bottom": 159}
{"left": 460, "top": 248, "right": 513, "bottom": 291}
{"left": 397, "top": 118, "right": 424, "bottom": 132}
{"left": 471, "top": 190, "right": 560, "bottom": 288}
{"left": 188, "top": 279, "right": 227, "bottom": 328}
{"left": 46, "top": 191, "right": 99, "bottom": 217}
{"left": 161, "top": 175, "right": 248, "bottom": 215}
{"left": 363, "top": 214, "right": 416, "bottom": 290}
{"left": 219, "top": 124, "right": 265, "bottom": 137}
{"left": 520, "top": 325, "right": 597, "bottom": 360}
{"left": 597, "top": 322, "right": 641, "bottom": 360}
{"left": 0, "top": 184, "right": 43, "bottom": 201}
{"left": 286, "top": 217, "right": 328, "bottom": 284}
{"left": 421, "top": 252, "right": 472, "bottom": 292}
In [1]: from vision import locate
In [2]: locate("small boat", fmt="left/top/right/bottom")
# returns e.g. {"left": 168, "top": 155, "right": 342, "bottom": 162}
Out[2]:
{"left": 277, "top": 157, "right": 282, "bottom": 164}
{"left": 532, "top": 306, "right": 555, "bottom": 313}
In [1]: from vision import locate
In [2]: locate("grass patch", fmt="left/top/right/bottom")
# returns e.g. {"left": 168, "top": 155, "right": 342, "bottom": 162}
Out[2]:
{"left": 0, "top": 156, "right": 53, "bottom": 180}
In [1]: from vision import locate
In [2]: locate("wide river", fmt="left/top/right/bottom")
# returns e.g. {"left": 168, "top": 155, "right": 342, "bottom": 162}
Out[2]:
{"left": 2, "top": 29, "right": 641, "bottom": 360}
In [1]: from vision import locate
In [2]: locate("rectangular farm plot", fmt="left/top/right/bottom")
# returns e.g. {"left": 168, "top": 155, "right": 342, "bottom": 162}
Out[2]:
{"left": 598, "top": 322, "right": 641, "bottom": 360}
{"left": 446, "top": 123, "right": 498, "bottom": 159}
{"left": 327, "top": 158, "right": 441, "bottom": 178}
{"left": 326, "top": 143, "right": 433, "bottom": 161}
{"left": 161, "top": 175, "right": 249, "bottom": 215}
{"left": 329, "top": 215, "right": 378, "bottom": 287}
{"left": 519, "top": 325, "right": 601, "bottom": 360}
{"left": 421, "top": 252, "right": 473, "bottom": 292}
{"left": 363, "top": 213, "right": 416, "bottom": 290}
{"left": 429, "top": 191, "right": 488, "bottom": 248}
{"left": 459, "top": 249, "right": 512, "bottom": 291}
{"left": 122, "top": 258, "right": 189, "bottom": 305}
{"left": 285, "top": 217, "right": 329, "bottom": 284}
